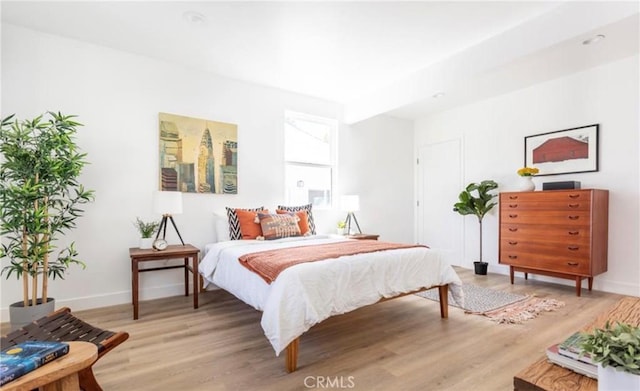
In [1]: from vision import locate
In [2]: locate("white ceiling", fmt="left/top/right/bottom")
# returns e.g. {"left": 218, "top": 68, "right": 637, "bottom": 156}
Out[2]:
{"left": 2, "top": 1, "right": 639, "bottom": 123}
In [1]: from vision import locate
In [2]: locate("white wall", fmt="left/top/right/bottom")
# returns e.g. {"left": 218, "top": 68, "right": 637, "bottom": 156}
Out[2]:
{"left": 0, "top": 25, "right": 416, "bottom": 318}
{"left": 414, "top": 54, "right": 640, "bottom": 296}
{"left": 340, "top": 115, "right": 415, "bottom": 243}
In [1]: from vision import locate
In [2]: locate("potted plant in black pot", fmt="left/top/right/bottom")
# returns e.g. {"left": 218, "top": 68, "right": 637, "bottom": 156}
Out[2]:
{"left": 453, "top": 180, "right": 498, "bottom": 275}
{"left": 0, "top": 112, "right": 95, "bottom": 329}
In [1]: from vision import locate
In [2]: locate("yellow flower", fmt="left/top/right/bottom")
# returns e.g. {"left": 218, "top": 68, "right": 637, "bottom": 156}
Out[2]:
{"left": 517, "top": 167, "right": 539, "bottom": 176}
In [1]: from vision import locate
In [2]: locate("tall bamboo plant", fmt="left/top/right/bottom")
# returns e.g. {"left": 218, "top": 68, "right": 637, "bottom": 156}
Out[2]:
{"left": 0, "top": 112, "right": 95, "bottom": 307}
{"left": 453, "top": 180, "right": 498, "bottom": 263}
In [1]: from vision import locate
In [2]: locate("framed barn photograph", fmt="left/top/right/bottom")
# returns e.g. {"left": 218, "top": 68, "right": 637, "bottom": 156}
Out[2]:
{"left": 524, "top": 124, "right": 599, "bottom": 176}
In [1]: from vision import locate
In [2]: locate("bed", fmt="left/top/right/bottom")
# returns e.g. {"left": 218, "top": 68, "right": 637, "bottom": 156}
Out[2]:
{"left": 198, "top": 233, "right": 463, "bottom": 372}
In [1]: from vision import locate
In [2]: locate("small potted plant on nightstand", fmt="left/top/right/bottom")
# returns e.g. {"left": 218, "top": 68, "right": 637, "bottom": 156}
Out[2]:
{"left": 580, "top": 321, "right": 640, "bottom": 391}
{"left": 336, "top": 220, "right": 346, "bottom": 235}
{"left": 133, "top": 217, "right": 160, "bottom": 249}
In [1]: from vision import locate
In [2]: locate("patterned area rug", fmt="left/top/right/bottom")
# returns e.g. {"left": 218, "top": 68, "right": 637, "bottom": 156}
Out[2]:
{"left": 416, "top": 284, "right": 565, "bottom": 324}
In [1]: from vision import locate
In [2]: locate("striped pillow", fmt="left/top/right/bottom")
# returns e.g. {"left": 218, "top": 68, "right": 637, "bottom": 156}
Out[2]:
{"left": 226, "top": 206, "right": 264, "bottom": 240}
{"left": 276, "top": 204, "right": 316, "bottom": 234}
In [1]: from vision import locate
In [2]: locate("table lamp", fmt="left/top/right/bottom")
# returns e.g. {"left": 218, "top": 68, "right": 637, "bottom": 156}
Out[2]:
{"left": 341, "top": 195, "right": 362, "bottom": 235}
{"left": 153, "top": 190, "right": 184, "bottom": 245}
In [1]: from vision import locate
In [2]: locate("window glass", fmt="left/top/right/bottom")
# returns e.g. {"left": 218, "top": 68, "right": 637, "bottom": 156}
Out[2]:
{"left": 284, "top": 111, "right": 336, "bottom": 208}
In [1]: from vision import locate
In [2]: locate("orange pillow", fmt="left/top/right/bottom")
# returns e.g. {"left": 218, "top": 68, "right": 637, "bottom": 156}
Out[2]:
{"left": 235, "top": 209, "right": 268, "bottom": 239}
{"left": 277, "top": 209, "right": 310, "bottom": 235}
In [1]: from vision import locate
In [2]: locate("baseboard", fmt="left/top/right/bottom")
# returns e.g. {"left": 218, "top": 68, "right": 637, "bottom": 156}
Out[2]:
{"left": 0, "top": 282, "right": 192, "bottom": 323}
{"left": 485, "top": 263, "right": 640, "bottom": 297}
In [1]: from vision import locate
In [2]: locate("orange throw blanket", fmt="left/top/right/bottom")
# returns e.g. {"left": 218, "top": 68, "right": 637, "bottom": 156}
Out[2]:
{"left": 238, "top": 240, "right": 426, "bottom": 284}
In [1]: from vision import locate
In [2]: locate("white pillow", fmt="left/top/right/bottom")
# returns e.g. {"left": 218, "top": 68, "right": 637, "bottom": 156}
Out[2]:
{"left": 214, "top": 213, "right": 230, "bottom": 242}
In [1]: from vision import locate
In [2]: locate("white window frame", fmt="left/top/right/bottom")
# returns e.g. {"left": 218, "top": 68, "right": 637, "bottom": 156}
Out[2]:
{"left": 284, "top": 110, "right": 338, "bottom": 209}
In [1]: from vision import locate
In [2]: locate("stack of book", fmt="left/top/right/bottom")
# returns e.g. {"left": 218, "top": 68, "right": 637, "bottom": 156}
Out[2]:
{"left": 546, "top": 332, "right": 598, "bottom": 379}
{"left": 0, "top": 341, "right": 70, "bottom": 386}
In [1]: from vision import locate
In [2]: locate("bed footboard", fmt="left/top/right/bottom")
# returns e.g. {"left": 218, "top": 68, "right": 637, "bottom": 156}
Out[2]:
{"left": 284, "top": 283, "right": 450, "bottom": 372}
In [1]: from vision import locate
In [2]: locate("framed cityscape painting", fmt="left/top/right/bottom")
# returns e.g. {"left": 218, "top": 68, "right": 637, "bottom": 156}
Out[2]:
{"left": 159, "top": 112, "right": 238, "bottom": 194}
{"left": 524, "top": 124, "right": 599, "bottom": 176}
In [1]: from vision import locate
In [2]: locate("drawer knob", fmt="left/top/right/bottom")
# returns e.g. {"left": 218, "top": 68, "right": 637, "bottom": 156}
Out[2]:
{"left": 509, "top": 214, "right": 518, "bottom": 218}
{"left": 568, "top": 215, "right": 579, "bottom": 220}
{"left": 508, "top": 227, "right": 518, "bottom": 232}
{"left": 568, "top": 246, "right": 579, "bottom": 251}
{"left": 568, "top": 231, "right": 579, "bottom": 235}
{"left": 508, "top": 255, "right": 518, "bottom": 259}
{"left": 568, "top": 203, "right": 579, "bottom": 208}
{"left": 509, "top": 204, "right": 518, "bottom": 208}
{"left": 569, "top": 194, "right": 580, "bottom": 199}
{"left": 567, "top": 262, "right": 579, "bottom": 266}
{"left": 509, "top": 241, "right": 518, "bottom": 245}
{"left": 509, "top": 195, "right": 518, "bottom": 200}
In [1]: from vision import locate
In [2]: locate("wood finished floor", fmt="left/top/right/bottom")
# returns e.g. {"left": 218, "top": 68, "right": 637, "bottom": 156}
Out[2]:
{"left": 2, "top": 268, "right": 627, "bottom": 390}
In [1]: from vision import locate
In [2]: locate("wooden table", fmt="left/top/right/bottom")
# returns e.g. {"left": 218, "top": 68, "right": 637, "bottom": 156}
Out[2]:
{"left": 345, "top": 233, "right": 380, "bottom": 240}
{"left": 0, "top": 341, "right": 97, "bottom": 391}
{"left": 514, "top": 296, "right": 640, "bottom": 391}
{"left": 129, "top": 244, "right": 200, "bottom": 320}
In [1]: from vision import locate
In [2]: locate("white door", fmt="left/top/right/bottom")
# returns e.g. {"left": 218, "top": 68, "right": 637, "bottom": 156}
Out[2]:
{"left": 417, "top": 139, "right": 463, "bottom": 266}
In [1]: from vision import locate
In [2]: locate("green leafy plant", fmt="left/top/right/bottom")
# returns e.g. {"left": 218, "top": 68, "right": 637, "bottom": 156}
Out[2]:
{"left": 580, "top": 321, "right": 640, "bottom": 375}
{"left": 0, "top": 112, "right": 95, "bottom": 307}
{"left": 134, "top": 217, "right": 160, "bottom": 238}
{"left": 337, "top": 220, "right": 346, "bottom": 229}
{"left": 453, "top": 180, "right": 498, "bottom": 263}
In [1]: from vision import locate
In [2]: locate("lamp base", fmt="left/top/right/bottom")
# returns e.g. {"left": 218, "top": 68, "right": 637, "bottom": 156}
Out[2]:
{"left": 344, "top": 212, "right": 362, "bottom": 235}
{"left": 155, "top": 214, "right": 185, "bottom": 245}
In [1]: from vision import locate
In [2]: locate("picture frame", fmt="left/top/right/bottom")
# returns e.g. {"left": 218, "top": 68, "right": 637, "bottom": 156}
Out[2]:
{"left": 158, "top": 112, "right": 238, "bottom": 194}
{"left": 524, "top": 124, "right": 599, "bottom": 176}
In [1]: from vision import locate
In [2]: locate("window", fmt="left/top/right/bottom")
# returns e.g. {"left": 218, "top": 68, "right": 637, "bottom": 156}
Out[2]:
{"left": 284, "top": 111, "right": 337, "bottom": 209}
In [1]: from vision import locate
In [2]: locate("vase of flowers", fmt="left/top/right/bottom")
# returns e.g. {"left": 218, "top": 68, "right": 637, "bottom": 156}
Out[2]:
{"left": 516, "top": 167, "right": 539, "bottom": 191}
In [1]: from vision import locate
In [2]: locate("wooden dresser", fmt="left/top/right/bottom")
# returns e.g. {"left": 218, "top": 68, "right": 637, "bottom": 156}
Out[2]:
{"left": 499, "top": 189, "right": 609, "bottom": 296}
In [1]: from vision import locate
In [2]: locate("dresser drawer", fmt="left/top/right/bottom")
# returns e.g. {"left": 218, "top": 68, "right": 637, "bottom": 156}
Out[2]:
{"left": 501, "top": 199, "right": 590, "bottom": 211}
{"left": 501, "top": 191, "right": 592, "bottom": 203}
{"left": 499, "top": 252, "right": 590, "bottom": 274}
{"left": 501, "top": 210, "right": 591, "bottom": 225}
{"left": 500, "top": 224, "right": 591, "bottom": 244}
{"left": 500, "top": 239, "right": 589, "bottom": 259}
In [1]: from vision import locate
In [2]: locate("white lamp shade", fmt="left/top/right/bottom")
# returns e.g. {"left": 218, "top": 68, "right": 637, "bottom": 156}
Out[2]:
{"left": 153, "top": 191, "right": 183, "bottom": 215}
{"left": 341, "top": 195, "right": 360, "bottom": 212}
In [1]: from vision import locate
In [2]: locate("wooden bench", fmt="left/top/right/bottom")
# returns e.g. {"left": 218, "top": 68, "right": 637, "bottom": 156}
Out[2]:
{"left": 1, "top": 307, "right": 129, "bottom": 391}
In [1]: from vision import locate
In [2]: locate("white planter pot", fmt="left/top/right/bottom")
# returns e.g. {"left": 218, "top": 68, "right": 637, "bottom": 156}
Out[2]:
{"left": 517, "top": 176, "right": 536, "bottom": 192}
{"left": 139, "top": 237, "right": 154, "bottom": 249}
{"left": 598, "top": 364, "right": 640, "bottom": 391}
{"left": 336, "top": 228, "right": 345, "bottom": 235}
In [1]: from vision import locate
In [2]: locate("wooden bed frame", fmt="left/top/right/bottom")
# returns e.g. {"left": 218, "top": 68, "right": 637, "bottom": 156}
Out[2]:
{"left": 283, "top": 284, "right": 449, "bottom": 372}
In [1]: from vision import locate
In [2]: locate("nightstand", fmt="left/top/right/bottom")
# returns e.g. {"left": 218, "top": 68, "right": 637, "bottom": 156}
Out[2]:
{"left": 129, "top": 244, "right": 200, "bottom": 320}
{"left": 345, "top": 234, "right": 379, "bottom": 240}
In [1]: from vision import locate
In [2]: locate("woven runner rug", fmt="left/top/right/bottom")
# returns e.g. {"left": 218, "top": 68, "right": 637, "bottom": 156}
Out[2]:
{"left": 416, "top": 284, "right": 565, "bottom": 324}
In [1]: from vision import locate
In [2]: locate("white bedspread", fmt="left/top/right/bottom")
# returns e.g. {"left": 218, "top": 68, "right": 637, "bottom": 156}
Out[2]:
{"left": 199, "top": 235, "right": 463, "bottom": 355}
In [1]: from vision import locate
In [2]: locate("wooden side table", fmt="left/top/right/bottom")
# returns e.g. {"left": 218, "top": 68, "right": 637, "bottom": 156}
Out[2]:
{"left": 1, "top": 341, "right": 97, "bottom": 391}
{"left": 129, "top": 244, "right": 200, "bottom": 320}
{"left": 345, "top": 234, "right": 380, "bottom": 240}
{"left": 514, "top": 296, "right": 640, "bottom": 391}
